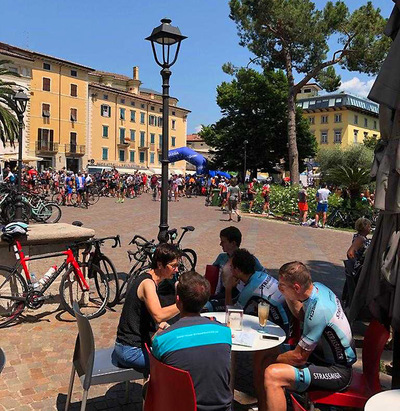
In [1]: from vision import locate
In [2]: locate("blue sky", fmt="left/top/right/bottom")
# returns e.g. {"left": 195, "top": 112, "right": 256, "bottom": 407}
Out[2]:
{"left": 0, "top": 0, "right": 394, "bottom": 134}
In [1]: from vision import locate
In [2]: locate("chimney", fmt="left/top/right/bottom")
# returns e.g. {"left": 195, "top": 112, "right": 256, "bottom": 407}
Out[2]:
{"left": 133, "top": 66, "right": 139, "bottom": 80}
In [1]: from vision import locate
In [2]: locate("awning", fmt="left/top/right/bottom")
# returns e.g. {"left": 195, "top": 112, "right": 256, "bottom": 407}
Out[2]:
{"left": 116, "top": 168, "right": 138, "bottom": 175}
{"left": 0, "top": 153, "right": 44, "bottom": 162}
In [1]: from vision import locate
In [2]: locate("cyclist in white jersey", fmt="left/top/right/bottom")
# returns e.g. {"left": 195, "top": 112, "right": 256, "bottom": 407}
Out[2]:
{"left": 255, "top": 261, "right": 356, "bottom": 411}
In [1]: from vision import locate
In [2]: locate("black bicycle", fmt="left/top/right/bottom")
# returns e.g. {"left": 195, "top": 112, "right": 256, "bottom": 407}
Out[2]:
{"left": 72, "top": 235, "right": 121, "bottom": 308}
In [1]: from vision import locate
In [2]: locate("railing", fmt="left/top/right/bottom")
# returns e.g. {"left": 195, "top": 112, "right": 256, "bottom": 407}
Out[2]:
{"left": 36, "top": 141, "right": 59, "bottom": 153}
{"left": 65, "top": 144, "right": 85, "bottom": 155}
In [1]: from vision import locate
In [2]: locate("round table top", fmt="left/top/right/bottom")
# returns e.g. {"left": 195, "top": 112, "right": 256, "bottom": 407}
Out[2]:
{"left": 201, "top": 312, "right": 286, "bottom": 352}
{"left": 365, "top": 390, "right": 400, "bottom": 410}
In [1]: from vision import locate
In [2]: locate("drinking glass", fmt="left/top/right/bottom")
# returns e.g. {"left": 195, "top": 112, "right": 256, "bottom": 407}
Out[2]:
{"left": 258, "top": 301, "right": 269, "bottom": 333}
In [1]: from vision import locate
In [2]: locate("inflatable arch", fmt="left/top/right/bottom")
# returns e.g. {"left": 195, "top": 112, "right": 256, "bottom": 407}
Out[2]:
{"left": 168, "top": 147, "right": 208, "bottom": 175}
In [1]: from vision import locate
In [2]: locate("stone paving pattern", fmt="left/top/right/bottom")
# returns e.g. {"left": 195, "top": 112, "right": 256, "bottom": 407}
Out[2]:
{"left": 0, "top": 194, "right": 355, "bottom": 410}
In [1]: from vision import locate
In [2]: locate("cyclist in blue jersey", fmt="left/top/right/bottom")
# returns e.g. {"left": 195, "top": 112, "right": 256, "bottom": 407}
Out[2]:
{"left": 257, "top": 262, "right": 356, "bottom": 411}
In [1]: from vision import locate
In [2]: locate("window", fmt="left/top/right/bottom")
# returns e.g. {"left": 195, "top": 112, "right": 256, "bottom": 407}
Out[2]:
{"left": 43, "top": 77, "right": 51, "bottom": 91}
{"left": 158, "top": 117, "right": 163, "bottom": 127}
{"left": 70, "top": 132, "right": 77, "bottom": 146}
{"left": 150, "top": 133, "right": 155, "bottom": 144}
{"left": 71, "top": 70, "right": 77, "bottom": 77}
{"left": 119, "top": 128, "right": 125, "bottom": 143}
{"left": 140, "top": 131, "right": 145, "bottom": 147}
{"left": 141, "top": 103, "right": 146, "bottom": 109}
{"left": 304, "top": 88, "right": 312, "bottom": 93}
{"left": 334, "top": 114, "right": 342, "bottom": 123}
{"left": 171, "top": 119, "right": 176, "bottom": 129}
{"left": 309, "top": 117, "right": 315, "bottom": 125}
{"left": 364, "top": 118, "right": 368, "bottom": 128}
{"left": 150, "top": 153, "right": 155, "bottom": 163}
{"left": 334, "top": 130, "right": 342, "bottom": 144}
{"left": 151, "top": 106, "right": 155, "bottom": 111}
{"left": 172, "top": 111, "right": 176, "bottom": 116}
{"left": 149, "top": 115, "right": 155, "bottom": 126}
{"left": 102, "top": 148, "right": 108, "bottom": 160}
{"left": 139, "top": 152, "right": 145, "bottom": 163}
{"left": 102, "top": 125, "right": 109, "bottom": 138}
{"left": 120, "top": 108, "right": 125, "bottom": 120}
{"left": 42, "top": 103, "right": 50, "bottom": 118}
{"left": 130, "top": 151, "right": 135, "bottom": 162}
{"left": 70, "top": 108, "right": 77, "bottom": 122}
{"left": 70, "top": 84, "right": 77, "bottom": 97}
{"left": 103, "top": 94, "right": 108, "bottom": 100}
{"left": 130, "top": 101, "right": 135, "bottom": 107}
{"left": 171, "top": 136, "right": 176, "bottom": 147}
{"left": 119, "top": 150, "right": 125, "bottom": 162}
{"left": 159, "top": 108, "right": 163, "bottom": 113}
{"left": 374, "top": 120, "right": 377, "bottom": 130}
{"left": 354, "top": 115, "right": 358, "bottom": 125}
{"left": 364, "top": 131, "right": 368, "bottom": 141}
{"left": 120, "top": 98, "right": 125, "bottom": 104}
{"left": 130, "top": 129, "right": 135, "bottom": 141}
{"left": 158, "top": 154, "right": 162, "bottom": 163}
{"left": 353, "top": 129, "right": 358, "bottom": 143}
{"left": 320, "top": 131, "right": 328, "bottom": 144}
{"left": 38, "top": 129, "right": 54, "bottom": 149}
{"left": 321, "top": 115, "right": 328, "bottom": 124}
{"left": 140, "top": 112, "right": 145, "bottom": 124}
{"left": 43, "top": 62, "right": 51, "bottom": 70}
{"left": 130, "top": 110, "right": 136, "bottom": 122}
{"left": 101, "top": 104, "right": 111, "bottom": 117}
{"left": 159, "top": 134, "right": 162, "bottom": 149}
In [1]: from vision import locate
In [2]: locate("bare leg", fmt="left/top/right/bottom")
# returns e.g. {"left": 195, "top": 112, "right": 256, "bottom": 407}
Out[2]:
{"left": 264, "top": 364, "right": 296, "bottom": 411}
{"left": 322, "top": 211, "right": 327, "bottom": 228}
{"left": 315, "top": 212, "right": 320, "bottom": 227}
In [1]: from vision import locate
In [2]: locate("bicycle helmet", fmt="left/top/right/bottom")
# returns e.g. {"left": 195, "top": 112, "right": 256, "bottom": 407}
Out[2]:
{"left": 1, "top": 222, "right": 28, "bottom": 243}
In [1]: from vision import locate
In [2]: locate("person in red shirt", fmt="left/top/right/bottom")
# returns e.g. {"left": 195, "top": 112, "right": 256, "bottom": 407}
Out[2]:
{"left": 28, "top": 167, "right": 38, "bottom": 190}
{"left": 247, "top": 178, "right": 257, "bottom": 214}
{"left": 262, "top": 181, "right": 271, "bottom": 215}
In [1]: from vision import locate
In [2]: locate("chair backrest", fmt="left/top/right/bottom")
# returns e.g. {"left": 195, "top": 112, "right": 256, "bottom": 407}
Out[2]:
{"left": 362, "top": 319, "right": 390, "bottom": 393}
{"left": 72, "top": 301, "right": 96, "bottom": 390}
{"left": 0, "top": 347, "right": 5, "bottom": 373}
{"left": 144, "top": 344, "right": 197, "bottom": 411}
{"left": 205, "top": 265, "right": 219, "bottom": 295}
{"left": 290, "top": 394, "right": 307, "bottom": 411}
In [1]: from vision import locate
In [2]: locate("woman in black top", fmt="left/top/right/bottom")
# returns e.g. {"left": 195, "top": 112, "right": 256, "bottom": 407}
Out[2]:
{"left": 113, "top": 244, "right": 180, "bottom": 372}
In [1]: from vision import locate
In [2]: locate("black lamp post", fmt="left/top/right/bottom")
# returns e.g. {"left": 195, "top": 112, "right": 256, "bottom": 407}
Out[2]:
{"left": 13, "top": 89, "right": 30, "bottom": 222}
{"left": 146, "top": 18, "right": 187, "bottom": 243}
{"left": 243, "top": 139, "right": 248, "bottom": 183}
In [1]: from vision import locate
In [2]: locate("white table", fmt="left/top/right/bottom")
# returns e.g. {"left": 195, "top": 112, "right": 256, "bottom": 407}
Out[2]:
{"left": 365, "top": 390, "right": 400, "bottom": 410}
{"left": 201, "top": 312, "right": 286, "bottom": 391}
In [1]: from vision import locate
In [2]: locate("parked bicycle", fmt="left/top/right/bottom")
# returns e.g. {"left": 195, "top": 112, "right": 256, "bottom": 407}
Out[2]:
{"left": 0, "top": 234, "right": 110, "bottom": 328}
{"left": 23, "top": 193, "right": 62, "bottom": 223}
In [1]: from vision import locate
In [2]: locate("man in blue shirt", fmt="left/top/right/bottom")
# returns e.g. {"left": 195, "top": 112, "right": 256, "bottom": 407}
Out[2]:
{"left": 258, "top": 261, "right": 356, "bottom": 411}
{"left": 152, "top": 271, "right": 232, "bottom": 411}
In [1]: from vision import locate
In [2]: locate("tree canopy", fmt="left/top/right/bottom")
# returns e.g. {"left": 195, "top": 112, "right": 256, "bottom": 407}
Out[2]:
{"left": 228, "top": 0, "right": 390, "bottom": 183}
{"left": 199, "top": 68, "right": 317, "bottom": 176}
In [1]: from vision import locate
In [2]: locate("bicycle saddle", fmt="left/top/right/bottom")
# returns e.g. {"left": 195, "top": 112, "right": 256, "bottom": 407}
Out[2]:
{"left": 181, "top": 226, "right": 195, "bottom": 232}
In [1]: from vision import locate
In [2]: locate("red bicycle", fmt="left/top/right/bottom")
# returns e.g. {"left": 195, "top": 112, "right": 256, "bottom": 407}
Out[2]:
{"left": 0, "top": 238, "right": 109, "bottom": 328}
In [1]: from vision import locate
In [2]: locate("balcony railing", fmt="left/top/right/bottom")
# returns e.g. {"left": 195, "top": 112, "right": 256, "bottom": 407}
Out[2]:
{"left": 65, "top": 144, "right": 85, "bottom": 156}
{"left": 117, "top": 138, "right": 130, "bottom": 147}
{"left": 36, "top": 141, "right": 59, "bottom": 153}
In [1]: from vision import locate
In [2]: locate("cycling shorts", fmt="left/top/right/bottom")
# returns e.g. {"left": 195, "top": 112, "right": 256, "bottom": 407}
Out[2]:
{"left": 247, "top": 193, "right": 254, "bottom": 201}
{"left": 298, "top": 202, "right": 308, "bottom": 211}
{"left": 317, "top": 203, "right": 328, "bottom": 213}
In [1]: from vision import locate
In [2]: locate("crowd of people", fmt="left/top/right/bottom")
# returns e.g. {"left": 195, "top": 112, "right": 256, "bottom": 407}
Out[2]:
{"left": 111, "top": 226, "right": 359, "bottom": 411}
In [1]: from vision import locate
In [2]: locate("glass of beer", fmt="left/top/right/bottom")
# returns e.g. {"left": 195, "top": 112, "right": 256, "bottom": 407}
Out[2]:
{"left": 258, "top": 301, "right": 269, "bottom": 333}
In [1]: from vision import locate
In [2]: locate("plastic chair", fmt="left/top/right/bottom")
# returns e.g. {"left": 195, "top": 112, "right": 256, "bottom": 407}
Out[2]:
{"left": 144, "top": 343, "right": 197, "bottom": 411}
{"left": 65, "top": 302, "right": 143, "bottom": 411}
{"left": 205, "top": 265, "right": 219, "bottom": 295}
{"left": 290, "top": 394, "right": 307, "bottom": 411}
{"left": 0, "top": 348, "right": 5, "bottom": 374}
{"left": 308, "top": 319, "right": 390, "bottom": 409}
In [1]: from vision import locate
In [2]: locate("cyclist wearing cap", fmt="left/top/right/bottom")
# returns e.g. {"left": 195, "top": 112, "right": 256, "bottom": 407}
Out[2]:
{"left": 256, "top": 261, "right": 356, "bottom": 411}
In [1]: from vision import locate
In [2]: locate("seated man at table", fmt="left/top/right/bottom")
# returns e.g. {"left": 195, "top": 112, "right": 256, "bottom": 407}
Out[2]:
{"left": 213, "top": 226, "right": 266, "bottom": 297}
{"left": 259, "top": 262, "right": 357, "bottom": 411}
{"left": 152, "top": 271, "right": 232, "bottom": 411}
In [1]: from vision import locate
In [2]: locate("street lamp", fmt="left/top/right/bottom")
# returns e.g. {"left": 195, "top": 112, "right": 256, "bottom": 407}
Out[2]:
{"left": 243, "top": 139, "right": 249, "bottom": 183}
{"left": 146, "top": 18, "right": 187, "bottom": 243}
{"left": 13, "top": 89, "right": 30, "bottom": 222}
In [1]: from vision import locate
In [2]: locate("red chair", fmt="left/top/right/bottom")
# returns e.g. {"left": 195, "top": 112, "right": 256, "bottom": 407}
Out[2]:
{"left": 144, "top": 344, "right": 197, "bottom": 411}
{"left": 205, "top": 265, "right": 219, "bottom": 295}
{"left": 308, "top": 319, "right": 390, "bottom": 409}
{"left": 290, "top": 394, "right": 307, "bottom": 411}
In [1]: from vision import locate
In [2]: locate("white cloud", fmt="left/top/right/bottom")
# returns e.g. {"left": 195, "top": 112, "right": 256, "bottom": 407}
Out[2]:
{"left": 338, "top": 77, "right": 376, "bottom": 98}
{"left": 194, "top": 125, "right": 202, "bottom": 133}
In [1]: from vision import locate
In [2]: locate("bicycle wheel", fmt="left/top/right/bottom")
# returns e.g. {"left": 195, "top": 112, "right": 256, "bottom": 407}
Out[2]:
{"left": 181, "top": 248, "right": 197, "bottom": 269}
{"left": 51, "top": 192, "right": 65, "bottom": 206}
{"left": 38, "top": 203, "right": 62, "bottom": 223}
{"left": 87, "top": 190, "right": 100, "bottom": 205}
{"left": 94, "top": 256, "right": 119, "bottom": 308}
{"left": 0, "top": 266, "right": 27, "bottom": 328}
{"left": 178, "top": 250, "right": 196, "bottom": 275}
{"left": 59, "top": 263, "right": 109, "bottom": 319}
{"left": 70, "top": 193, "right": 78, "bottom": 206}
{"left": 120, "top": 264, "right": 150, "bottom": 303}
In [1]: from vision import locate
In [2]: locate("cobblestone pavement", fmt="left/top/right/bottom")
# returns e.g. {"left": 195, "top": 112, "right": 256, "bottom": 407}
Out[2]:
{"left": 0, "top": 194, "right": 353, "bottom": 410}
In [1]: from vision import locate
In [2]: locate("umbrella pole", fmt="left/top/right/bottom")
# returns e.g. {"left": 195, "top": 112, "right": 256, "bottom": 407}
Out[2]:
{"left": 393, "top": 331, "right": 400, "bottom": 388}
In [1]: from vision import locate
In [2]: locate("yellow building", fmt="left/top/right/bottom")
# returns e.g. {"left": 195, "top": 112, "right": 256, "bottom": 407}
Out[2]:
{"left": 297, "top": 84, "right": 380, "bottom": 148}
{"left": 0, "top": 41, "right": 94, "bottom": 171}
{"left": 88, "top": 69, "right": 190, "bottom": 174}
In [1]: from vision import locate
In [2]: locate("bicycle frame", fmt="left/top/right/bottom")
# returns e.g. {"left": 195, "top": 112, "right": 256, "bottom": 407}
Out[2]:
{"left": 13, "top": 241, "right": 90, "bottom": 292}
